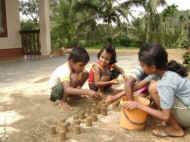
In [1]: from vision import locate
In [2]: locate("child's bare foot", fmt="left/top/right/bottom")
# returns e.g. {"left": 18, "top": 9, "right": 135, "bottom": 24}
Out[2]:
{"left": 59, "top": 101, "right": 72, "bottom": 111}
{"left": 152, "top": 126, "right": 184, "bottom": 137}
{"left": 165, "top": 126, "right": 184, "bottom": 137}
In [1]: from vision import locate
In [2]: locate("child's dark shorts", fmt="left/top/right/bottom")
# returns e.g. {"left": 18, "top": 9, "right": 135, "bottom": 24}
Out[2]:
{"left": 50, "top": 82, "right": 64, "bottom": 102}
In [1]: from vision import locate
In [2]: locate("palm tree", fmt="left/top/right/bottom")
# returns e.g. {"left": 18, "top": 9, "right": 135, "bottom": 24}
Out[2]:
{"left": 128, "top": 0, "right": 166, "bottom": 45}
{"left": 20, "top": 0, "right": 39, "bottom": 23}
{"left": 159, "top": 4, "right": 178, "bottom": 48}
{"left": 142, "top": 0, "right": 167, "bottom": 43}
{"left": 188, "top": 16, "right": 190, "bottom": 48}
{"left": 129, "top": 17, "right": 146, "bottom": 44}
{"left": 51, "top": 0, "right": 95, "bottom": 48}
{"left": 75, "top": 0, "right": 144, "bottom": 43}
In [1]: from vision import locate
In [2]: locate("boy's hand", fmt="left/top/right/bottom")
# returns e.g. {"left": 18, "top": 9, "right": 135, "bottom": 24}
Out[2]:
{"left": 86, "top": 90, "right": 99, "bottom": 98}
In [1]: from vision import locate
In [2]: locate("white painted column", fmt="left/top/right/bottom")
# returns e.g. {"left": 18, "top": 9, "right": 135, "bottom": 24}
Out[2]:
{"left": 39, "top": 0, "right": 51, "bottom": 55}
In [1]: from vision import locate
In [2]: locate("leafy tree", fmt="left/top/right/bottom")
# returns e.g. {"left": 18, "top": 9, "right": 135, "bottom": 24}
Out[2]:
{"left": 141, "top": 0, "right": 166, "bottom": 43}
{"left": 74, "top": 0, "right": 144, "bottom": 44}
{"left": 20, "top": 0, "right": 39, "bottom": 23}
{"left": 19, "top": 0, "right": 39, "bottom": 30}
{"left": 115, "top": 0, "right": 167, "bottom": 46}
{"left": 51, "top": 0, "right": 94, "bottom": 49}
{"left": 129, "top": 3, "right": 190, "bottom": 49}
{"left": 160, "top": 5, "right": 190, "bottom": 48}
{"left": 128, "top": 17, "right": 146, "bottom": 45}
{"left": 19, "top": 0, "right": 58, "bottom": 30}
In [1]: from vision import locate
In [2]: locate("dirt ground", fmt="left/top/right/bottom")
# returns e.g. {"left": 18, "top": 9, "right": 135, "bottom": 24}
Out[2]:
{"left": 0, "top": 49, "right": 189, "bottom": 142}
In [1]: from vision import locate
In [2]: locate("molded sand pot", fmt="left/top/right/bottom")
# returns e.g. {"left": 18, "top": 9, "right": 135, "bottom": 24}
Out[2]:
{"left": 120, "top": 95, "right": 150, "bottom": 130}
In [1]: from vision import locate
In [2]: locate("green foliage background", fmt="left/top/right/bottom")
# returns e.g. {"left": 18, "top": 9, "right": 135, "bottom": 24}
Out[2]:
{"left": 20, "top": 0, "right": 190, "bottom": 52}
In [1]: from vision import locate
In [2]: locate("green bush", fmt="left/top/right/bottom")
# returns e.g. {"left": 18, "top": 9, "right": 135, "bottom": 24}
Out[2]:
{"left": 21, "top": 20, "right": 38, "bottom": 31}
{"left": 183, "top": 52, "right": 190, "bottom": 65}
{"left": 113, "top": 35, "right": 139, "bottom": 47}
{"left": 181, "top": 40, "right": 190, "bottom": 49}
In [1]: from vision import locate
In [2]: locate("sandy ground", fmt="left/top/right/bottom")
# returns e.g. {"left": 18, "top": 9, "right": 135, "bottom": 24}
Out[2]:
{"left": 0, "top": 49, "right": 189, "bottom": 142}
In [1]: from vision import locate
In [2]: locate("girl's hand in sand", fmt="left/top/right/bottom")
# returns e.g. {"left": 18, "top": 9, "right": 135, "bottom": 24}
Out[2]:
{"left": 110, "top": 79, "right": 119, "bottom": 85}
{"left": 124, "top": 101, "right": 139, "bottom": 110}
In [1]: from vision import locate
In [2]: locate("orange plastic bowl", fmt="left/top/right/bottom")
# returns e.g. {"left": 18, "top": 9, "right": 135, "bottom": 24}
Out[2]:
{"left": 120, "top": 95, "right": 150, "bottom": 130}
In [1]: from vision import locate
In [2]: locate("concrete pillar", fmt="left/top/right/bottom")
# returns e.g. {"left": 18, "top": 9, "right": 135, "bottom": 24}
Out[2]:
{"left": 39, "top": 0, "right": 51, "bottom": 55}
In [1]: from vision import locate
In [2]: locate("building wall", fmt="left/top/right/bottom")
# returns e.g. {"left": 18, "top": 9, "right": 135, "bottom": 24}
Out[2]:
{"left": 0, "top": 0, "right": 22, "bottom": 58}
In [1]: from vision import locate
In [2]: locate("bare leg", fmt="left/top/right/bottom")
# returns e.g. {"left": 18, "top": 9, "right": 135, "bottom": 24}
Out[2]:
{"left": 149, "top": 81, "right": 184, "bottom": 136}
{"left": 148, "top": 81, "right": 160, "bottom": 107}
{"left": 67, "top": 71, "right": 89, "bottom": 100}
{"left": 101, "top": 75, "right": 111, "bottom": 81}
{"left": 99, "top": 75, "right": 111, "bottom": 92}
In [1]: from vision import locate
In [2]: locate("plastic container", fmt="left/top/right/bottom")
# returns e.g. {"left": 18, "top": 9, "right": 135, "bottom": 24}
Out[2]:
{"left": 120, "top": 95, "right": 150, "bottom": 130}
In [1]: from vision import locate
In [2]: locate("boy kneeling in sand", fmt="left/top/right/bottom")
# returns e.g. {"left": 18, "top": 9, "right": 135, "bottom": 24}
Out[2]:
{"left": 49, "top": 47, "right": 99, "bottom": 110}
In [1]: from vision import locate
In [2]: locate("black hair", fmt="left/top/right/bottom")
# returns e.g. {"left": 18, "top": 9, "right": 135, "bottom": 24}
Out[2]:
{"left": 138, "top": 43, "right": 188, "bottom": 77}
{"left": 97, "top": 44, "right": 117, "bottom": 64}
{"left": 167, "top": 60, "right": 188, "bottom": 77}
{"left": 68, "top": 47, "right": 89, "bottom": 64}
{"left": 138, "top": 43, "right": 168, "bottom": 69}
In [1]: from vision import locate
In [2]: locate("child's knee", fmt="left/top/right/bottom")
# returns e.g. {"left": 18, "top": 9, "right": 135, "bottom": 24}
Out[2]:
{"left": 101, "top": 75, "right": 110, "bottom": 81}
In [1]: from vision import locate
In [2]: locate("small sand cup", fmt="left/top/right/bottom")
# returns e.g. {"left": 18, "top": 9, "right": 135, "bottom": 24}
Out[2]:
{"left": 86, "top": 117, "right": 93, "bottom": 127}
{"left": 60, "top": 122, "right": 70, "bottom": 132}
{"left": 91, "top": 114, "right": 98, "bottom": 122}
{"left": 101, "top": 108, "right": 107, "bottom": 116}
{"left": 74, "top": 125, "right": 81, "bottom": 134}
{"left": 73, "top": 115, "right": 79, "bottom": 120}
{"left": 79, "top": 112, "right": 86, "bottom": 119}
{"left": 61, "top": 119, "right": 66, "bottom": 123}
{"left": 92, "top": 102, "right": 97, "bottom": 107}
{"left": 57, "top": 131, "right": 66, "bottom": 142}
{"left": 95, "top": 107, "right": 101, "bottom": 114}
{"left": 74, "top": 120, "right": 81, "bottom": 125}
{"left": 50, "top": 126, "right": 57, "bottom": 135}
{"left": 86, "top": 108, "right": 91, "bottom": 114}
{"left": 65, "top": 122, "right": 71, "bottom": 131}
{"left": 61, "top": 124, "right": 67, "bottom": 132}
{"left": 91, "top": 108, "right": 96, "bottom": 113}
{"left": 85, "top": 112, "right": 89, "bottom": 118}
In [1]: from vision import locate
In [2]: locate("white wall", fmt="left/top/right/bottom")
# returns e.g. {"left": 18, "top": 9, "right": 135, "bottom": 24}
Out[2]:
{"left": 0, "top": 0, "right": 21, "bottom": 49}
{"left": 39, "top": 0, "right": 51, "bottom": 55}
